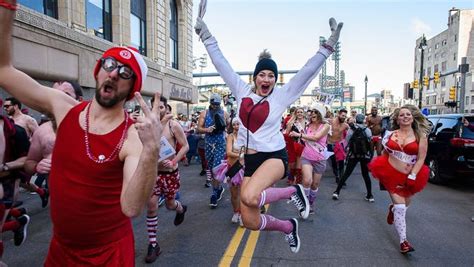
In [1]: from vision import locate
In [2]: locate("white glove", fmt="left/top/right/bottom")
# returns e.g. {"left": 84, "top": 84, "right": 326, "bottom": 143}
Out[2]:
{"left": 194, "top": 17, "right": 212, "bottom": 42}
{"left": 325, "top": 18, "right": 343, "bottom": 49}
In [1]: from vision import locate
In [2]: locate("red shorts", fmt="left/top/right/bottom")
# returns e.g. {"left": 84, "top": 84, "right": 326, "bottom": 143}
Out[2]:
{"left": 368, "top": 154, "right": 429, "bottom": 197}
{"left": 153, "top": 169, "right": 180, "bottom": 200}
{"left": 45, "top": 231, "right": 134, "bottom": 266}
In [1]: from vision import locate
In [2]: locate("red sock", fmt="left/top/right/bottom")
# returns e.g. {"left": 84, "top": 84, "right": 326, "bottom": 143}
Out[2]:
{"left": 2, "top": 220, "right": 20, "bottom": 233}
{"left": 0, "top": 241, "right": 3, "bottom": 257}
{"left": 9, "top": 208, "right": 22, "bottom": 218}
{"left": 295, "top": 169, "right": 302, "bottom": 184}
{"left": 36, "top": 187, "right": 45, "bottom": 197}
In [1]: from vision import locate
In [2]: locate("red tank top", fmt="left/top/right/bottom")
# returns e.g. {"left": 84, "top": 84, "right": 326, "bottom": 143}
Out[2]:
{"left": 49, "top": 102, "right": 133, "bottom": 248}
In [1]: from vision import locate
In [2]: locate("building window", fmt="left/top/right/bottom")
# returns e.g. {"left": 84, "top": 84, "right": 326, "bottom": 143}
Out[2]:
{"left": 471, "top": 95, "right": 474, "bottom": 103}
{"left": 454, "top": 52, "right": 457, "bottom": 61}
{"left": 440, "top": 77, "right": 446, "bottom": 87}
{"left": 427, "top": 67, "right": 431, "bottom": 77}
{"left": 454, "top": 34, "right": 457, "bottom": 42}
{"left": 435, "top": 43, "right": 439, "bottom": 49}
{"left": 169, "top": 0, "right": 179, "bottom": 69}
{"left": 130, "top": 0, "right": 146, "bottom": 55}
{"left": 19, "top": 0, "right": 58, "bottom": 18}
{"left": 86, "top": 0, "right": 112, "bottom": 41}
{"left": 466, "top": 96, "right": 470, "bottom": 105}
{"left": 442, "top": 39, "right": 447, "bottom": 46}
{"left": 441, "top": 61, "right": 447, "bottom": 72}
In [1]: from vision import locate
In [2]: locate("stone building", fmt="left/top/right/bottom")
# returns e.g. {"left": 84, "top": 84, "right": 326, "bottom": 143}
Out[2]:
{"left": 414, "top": 7, "right": 473, "bottom": 114}
{"left": 2, "top": 0, "right": 196, "bottom": 117}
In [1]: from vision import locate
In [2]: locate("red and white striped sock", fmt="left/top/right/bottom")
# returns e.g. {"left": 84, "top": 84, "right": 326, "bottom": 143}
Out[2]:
{"left": 146, "top": 216, "right": 158, "bottom": 247}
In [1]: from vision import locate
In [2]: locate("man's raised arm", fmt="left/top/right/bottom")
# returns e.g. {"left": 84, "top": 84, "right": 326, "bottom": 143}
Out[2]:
{"left": 0, "top": 2, "right": 76, "bottom": 121}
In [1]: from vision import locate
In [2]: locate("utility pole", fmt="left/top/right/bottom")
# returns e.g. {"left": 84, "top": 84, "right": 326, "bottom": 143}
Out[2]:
{"left": 364, "top": 75, "right": 368, "bottom": 115}
{"left": 458, "top": 57, "right": 469, "bottom": 113}
{"left": 418, "top": 35, "right": 427, "bottom": 109}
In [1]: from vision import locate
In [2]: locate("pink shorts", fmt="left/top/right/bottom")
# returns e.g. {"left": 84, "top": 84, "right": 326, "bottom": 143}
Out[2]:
{"left": 153, "top": 169, "right": 180, "bottom": 200}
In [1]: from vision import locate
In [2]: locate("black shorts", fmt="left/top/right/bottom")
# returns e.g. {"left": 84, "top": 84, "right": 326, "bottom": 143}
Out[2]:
{"left": 244, "top": 148, "right": 288, "bottom": 179}
{"left": 1, "top": 176, "right": 18, "bottom": 208}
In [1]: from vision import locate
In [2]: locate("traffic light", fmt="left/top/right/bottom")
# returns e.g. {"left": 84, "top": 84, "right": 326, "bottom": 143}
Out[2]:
{"left": 434, "top": 72, "right": 440, "bottom": 84}
{"left": 423, "top": 76, "right": 429, "bottom": 87}
{"left": 279, "top": 74, "right": 284, "bottom": 84}
{"left": 449, "top": 86, "right": 456, "bottom": 100}
{"left": 412, "top": 80, "right": 419, "bottom": 89}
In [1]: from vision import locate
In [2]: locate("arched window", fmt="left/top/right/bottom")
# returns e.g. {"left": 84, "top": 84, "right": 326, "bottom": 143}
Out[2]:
{"left": 169, "top": 0, "right": 178, "bottom": 69}
{"left": 19, "top": 0, "right": 58, "bottom": 19}
{"left": 86, "top": 0, "right": 112, "bottom": 41}
{"left": 130, "top": 0, "right": 147, "bottom": 55}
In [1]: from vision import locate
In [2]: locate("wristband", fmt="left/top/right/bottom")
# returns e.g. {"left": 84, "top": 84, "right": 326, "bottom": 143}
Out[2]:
{"left": 1, "top": 163, "right": 9, "bottom": 172}
{"left": 321, "top": 43, "right": 335, "bottom": 53}
{"left": 0, "top": 1, "right": 18, "bottom": 11}
{"left": 407, "top": 173, "right": 416, "bottom": 180}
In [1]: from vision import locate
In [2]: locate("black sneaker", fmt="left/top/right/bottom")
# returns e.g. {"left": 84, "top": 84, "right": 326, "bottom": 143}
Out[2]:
{"left": 41, "top": 189, "right": 49, "bottom": 208}
{"left": 209, "top": 194, "right": 217, "bottom": 208}
{"left": 216, "top": 187, "right": 225, "bottom": 201}
{"left": 285, "top": 218, "right": 300, "bottom": 253}
{"left": 144, "top": 243, "right": 161, "bottom": 263}
{"left": 174, "top": 205, "right": 187, "bottom": 226}
{"left": 199, "top": 170, "right": 206, "bottom": 176}
{"left": 365, "top": 195, "right": 375, "bottom": 203}
{"left": 332, "top": 192, "right": 339, "bottom": 200}
{"left": 290, "top": 184, "right": 309, "bottom": 219}
{"left": 204, "top": 178, "right": 211, "bottom": 188}
{"left": 260, "top": 205, "right": 266, "bottom": 214}
{"left": 13, "top": 214, "right": 30, "bottom": 246}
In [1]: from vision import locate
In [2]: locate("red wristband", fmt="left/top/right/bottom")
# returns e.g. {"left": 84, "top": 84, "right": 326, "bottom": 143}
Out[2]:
{"left": 321, "top": 43, "right": 335, "bottom": 53}
{"left": 0, "top": 1, "right": 18, "bottom": 11}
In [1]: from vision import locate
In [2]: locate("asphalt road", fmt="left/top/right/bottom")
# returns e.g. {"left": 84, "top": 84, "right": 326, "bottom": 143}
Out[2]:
{"left": 3, "top": 162, "right": 474, "bottom": 266}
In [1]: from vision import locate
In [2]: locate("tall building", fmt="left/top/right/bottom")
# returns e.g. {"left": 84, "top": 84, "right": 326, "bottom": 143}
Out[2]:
{"left": 414, "top": 7, "right": 473, "bottom": 114}
{"left": 3, "top": 0, "right": 196, "bottom": 109}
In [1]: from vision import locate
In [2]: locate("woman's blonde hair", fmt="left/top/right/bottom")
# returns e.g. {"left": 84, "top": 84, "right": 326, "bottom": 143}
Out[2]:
{"left": 287, "top": 107, "right": 304, "bottom": 127}
{"left": 390, "top": 104, "right": 430, "bottom": 141}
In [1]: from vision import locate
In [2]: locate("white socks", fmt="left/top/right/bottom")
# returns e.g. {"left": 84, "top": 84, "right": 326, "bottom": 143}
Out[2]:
{"left": 393, "top": 204, "right": 407, "bottom": 243}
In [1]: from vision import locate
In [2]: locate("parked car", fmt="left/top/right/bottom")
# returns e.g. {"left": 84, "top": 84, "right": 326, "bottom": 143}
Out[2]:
{"left": 425, "top": 114, "right": 474, "bottom": 184}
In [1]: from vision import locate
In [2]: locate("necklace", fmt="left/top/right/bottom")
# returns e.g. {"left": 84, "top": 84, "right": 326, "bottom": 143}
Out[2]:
{"left": 84, "top": 102, "right": 128, "bottom": 163}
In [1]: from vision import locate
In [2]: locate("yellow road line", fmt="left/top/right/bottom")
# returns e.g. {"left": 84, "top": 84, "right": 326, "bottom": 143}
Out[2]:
{"left": 238, "top": 230, "right": 260, "bottom": 267}
{"left": 219, "top": 226, "right": 246, "bottom": 267}
{"left": 219, "top": 204, "right": 269, "bottom": 267}
{"left": 238, "top": 204, "right": 269, "bottom": 267}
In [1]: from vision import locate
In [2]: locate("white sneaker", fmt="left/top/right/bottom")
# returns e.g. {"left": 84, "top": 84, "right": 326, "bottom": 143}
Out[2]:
{"left": 231, "top": 212, "right": 240, "bottom": 224}
{"left": 238, "top": 214, "right": 244, "bottom": 227}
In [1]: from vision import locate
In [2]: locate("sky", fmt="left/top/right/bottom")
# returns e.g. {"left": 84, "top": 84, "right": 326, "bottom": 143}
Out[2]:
{"left": 192, "top": 0, "right": 473, "bottom": 100}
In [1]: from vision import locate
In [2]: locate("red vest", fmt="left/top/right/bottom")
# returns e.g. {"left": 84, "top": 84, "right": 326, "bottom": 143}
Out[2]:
{"left": 49, "top": 102, "right": 133, "bottom": 248}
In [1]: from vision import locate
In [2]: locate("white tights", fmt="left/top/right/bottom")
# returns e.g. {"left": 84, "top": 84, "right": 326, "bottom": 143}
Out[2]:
{"left": 393, "top": 204, "right": 407, "bottom": 243}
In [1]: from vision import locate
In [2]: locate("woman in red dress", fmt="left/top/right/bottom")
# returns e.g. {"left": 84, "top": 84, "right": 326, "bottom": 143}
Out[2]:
{"left": 368, "top": 104, "right": 430, "bottom": 254}
{"left": 285, "top": 107, "right": 307, "bottom": 184}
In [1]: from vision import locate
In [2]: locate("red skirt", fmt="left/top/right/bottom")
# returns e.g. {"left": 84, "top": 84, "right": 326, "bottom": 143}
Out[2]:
{"left": 294, "top": 142, "right": 304, "bottom": 157}
{"left": 45, "top": 231, "right": 135, "bottom": 266}
{"left": 368, "top": 154, "right": 429, "bottom": 197}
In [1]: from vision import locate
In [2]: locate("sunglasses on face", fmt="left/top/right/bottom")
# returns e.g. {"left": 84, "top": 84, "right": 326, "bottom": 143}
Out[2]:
{"left": 101, "top": 57, "right": 135, "bottom": 80}
{"left": 3, "top": 104, "right": 12, "bottom": 109}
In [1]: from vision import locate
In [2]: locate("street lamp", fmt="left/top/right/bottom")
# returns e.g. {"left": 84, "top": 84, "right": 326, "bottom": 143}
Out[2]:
{"left": 418, "top": 35, "right": 427, "bottom": 109}
{"left": 364, "top": 75, "right": 368, "bottom": 115}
